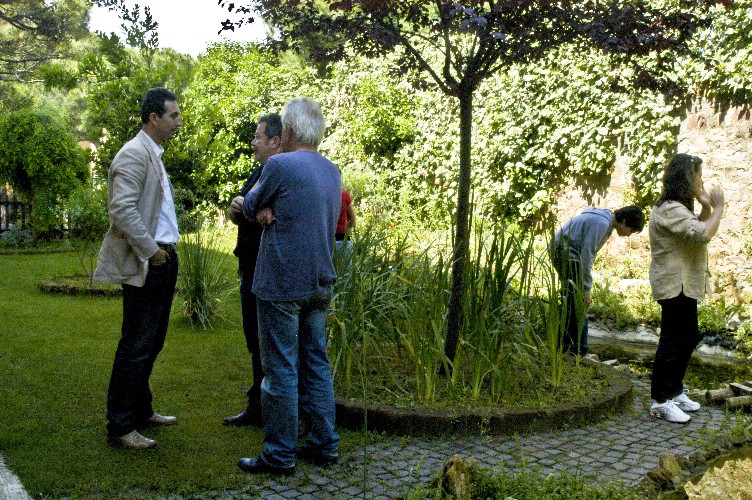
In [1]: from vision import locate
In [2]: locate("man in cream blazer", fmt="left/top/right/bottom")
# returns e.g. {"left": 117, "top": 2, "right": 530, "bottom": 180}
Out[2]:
{"left": 94, "top": 87, "right": 182, "bottom": 449}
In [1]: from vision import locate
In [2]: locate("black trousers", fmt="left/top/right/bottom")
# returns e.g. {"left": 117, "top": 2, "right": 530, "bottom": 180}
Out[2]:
{"left": 106, "top": 255, "right": 178, "bottom": 437}
{"left": 651, "top": 293, "right": 701, "bottom": 402}
{"left": 239, "top": 271, "right": 264, "bottom": 406}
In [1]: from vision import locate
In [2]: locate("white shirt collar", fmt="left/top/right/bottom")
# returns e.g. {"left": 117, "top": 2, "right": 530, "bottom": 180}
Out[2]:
{"left": 140, "top": 129, "right": 164, "bottom": 159}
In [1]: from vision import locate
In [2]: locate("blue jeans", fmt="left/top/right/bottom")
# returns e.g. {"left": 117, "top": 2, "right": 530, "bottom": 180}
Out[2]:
{"left": 257, "top": 287, "right": 339, "bottom": 467}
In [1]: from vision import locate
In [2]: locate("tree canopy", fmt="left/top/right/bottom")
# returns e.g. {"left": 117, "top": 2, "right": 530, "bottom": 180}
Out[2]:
{"left": 0, "top": 106, "right": 89, "bottom": 240}
{"left": 0, "top": 0, "right": 89, "bottom": 83}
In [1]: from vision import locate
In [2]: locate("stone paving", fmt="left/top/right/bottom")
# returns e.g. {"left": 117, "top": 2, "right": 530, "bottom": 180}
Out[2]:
{"left": 206, "top": 377, "right": 736, "bottom": 499}
{"left": 0, "top": 453, "right": 30, "bottom": 500}
{"left": 0, "top": 377, "right": 739, "bottom": 499}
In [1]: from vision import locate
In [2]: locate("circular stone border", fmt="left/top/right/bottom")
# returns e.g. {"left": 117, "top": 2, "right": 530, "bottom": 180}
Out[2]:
{"left": 334, "top": 362, "right": 633, "bottom": 436}
{"left": 39, "top": 275, "right": 122, "bottom": 297}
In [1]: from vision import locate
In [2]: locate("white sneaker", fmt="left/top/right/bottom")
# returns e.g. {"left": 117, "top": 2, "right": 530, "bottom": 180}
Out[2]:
{"left": 650, "top": 400, "right": 690, "bottom": 423}
{"left": 672, "top": 392, "right": 701, "bottom": 412}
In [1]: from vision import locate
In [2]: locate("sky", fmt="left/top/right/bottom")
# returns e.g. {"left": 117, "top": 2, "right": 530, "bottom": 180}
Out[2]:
{"left": 88, "top": 0, "right": 266, "bottom": 57}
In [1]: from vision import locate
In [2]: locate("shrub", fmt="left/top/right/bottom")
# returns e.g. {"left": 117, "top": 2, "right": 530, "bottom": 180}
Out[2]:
{"left": 0, "top": 225, "right": 32, "bottom": 248}
{"left": 67, "top": 183, "right": 109, "bottom": 283}
{"left": 177, "top": 224, "right": 234, "bottom": 329}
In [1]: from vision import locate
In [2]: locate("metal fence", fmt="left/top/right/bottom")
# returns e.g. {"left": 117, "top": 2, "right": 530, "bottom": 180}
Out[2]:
{"left": 0, "top": 192, "right": 29, "bottom": 232}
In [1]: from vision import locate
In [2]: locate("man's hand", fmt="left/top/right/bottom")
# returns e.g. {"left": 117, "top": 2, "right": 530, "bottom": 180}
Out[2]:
{"left": 230, "top": 196, "right": 245, "bottom": 216}
{"left": 256, "top": 207, "right": 276, "bottom": 227}
{"left": 584, "top": 291, "right": 592, "bottom": 309}
{"left": 149, "top": 248, "right": 169, "bottom": 266}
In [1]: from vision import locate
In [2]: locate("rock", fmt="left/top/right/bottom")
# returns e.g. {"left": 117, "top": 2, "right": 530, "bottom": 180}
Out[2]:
{"left": 432, "top": 454, "right": 476, "bottom": 498}
{"left": 647, "top": 467, "right": 673, "bottom": 489}
{"left": 659, "top": 454, "right": 683, "bottom": 482}
{"left": 704, "top": 335, "right": 721, "bottom": 346}
{"left": 729, "top": 382, "right": 752, "bottom": 396}
{"left": 726, "top": 314, "right": 741, "bottom": 331}
{"left": 602, "top": 359, "right": 619, "bottom": 366}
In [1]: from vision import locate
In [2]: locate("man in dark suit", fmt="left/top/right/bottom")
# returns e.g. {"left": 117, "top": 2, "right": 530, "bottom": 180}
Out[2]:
{"left": 94, "top": 87, "right": 182, "bottom": 449}
{"left": 224, "top": 113, "right": 282, "bottom": 426}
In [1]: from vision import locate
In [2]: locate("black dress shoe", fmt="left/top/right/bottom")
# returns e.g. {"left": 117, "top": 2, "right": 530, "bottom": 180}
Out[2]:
{"left": 223, "top": 407, "right": 261, "bottom": 426}
{"left": 296, "top": 445, "right": 339, "bottom": 466}
{"left": 237, "top": 457, "right": 295, "bottom": 476}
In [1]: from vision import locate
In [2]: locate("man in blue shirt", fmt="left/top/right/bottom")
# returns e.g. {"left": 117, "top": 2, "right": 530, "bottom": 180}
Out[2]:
{"left": 231, "top": 98, "right": 341, "bottom": 476}
{"left": 551, "top": 206, "right": 645, "bottom": 356}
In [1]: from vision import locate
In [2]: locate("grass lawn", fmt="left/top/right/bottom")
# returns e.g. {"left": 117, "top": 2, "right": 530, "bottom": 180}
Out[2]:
{"left": 0, "top": 250, "right": 361, "bottom": 498}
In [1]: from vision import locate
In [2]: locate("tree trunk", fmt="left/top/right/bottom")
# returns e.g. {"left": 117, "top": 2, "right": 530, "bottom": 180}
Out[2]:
{"left": 443, "top": 86, "right": 473, "bottom": 371}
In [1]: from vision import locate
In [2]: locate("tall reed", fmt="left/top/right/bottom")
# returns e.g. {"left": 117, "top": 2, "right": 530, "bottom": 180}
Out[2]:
{"left": 177, "top": 223, "right": 234, "bottom": 329}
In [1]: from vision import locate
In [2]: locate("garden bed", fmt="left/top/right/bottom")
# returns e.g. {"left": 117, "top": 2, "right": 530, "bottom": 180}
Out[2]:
{"left": 38, "top": 274, "right": 121, "bottom": 297}
{"left": 335, "top": 360, "right": 633, "bottom": 436}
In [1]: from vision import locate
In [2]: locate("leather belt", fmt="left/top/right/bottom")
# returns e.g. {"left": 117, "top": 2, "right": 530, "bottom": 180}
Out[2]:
{"left": 157, "top": 242, "right": 177, "bottom": 254}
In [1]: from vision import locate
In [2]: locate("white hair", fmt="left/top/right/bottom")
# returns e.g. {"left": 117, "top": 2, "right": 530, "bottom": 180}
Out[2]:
{"left": 281, "top": 97, "right": 326, "bottom": 146}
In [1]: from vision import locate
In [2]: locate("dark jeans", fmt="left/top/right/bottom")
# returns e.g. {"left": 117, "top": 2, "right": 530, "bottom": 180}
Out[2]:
{"left": 106, "top": 255, "right": 178, "bottom": 437}
{"left": 554, "top": 258, "right": 588, "bottom": 355}
{"left": 239, "top": 271, "right": 264, "bottom": 406}
{"left": 651, "top": 293, "right": 701, "bottom": 402}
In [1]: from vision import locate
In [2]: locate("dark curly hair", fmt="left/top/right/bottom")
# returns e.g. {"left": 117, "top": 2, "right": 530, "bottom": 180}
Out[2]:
{"left": 655, "top": 154, "right": 703, "bottom": 211}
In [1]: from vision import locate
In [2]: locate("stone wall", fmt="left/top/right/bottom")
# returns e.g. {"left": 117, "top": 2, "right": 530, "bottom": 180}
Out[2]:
{"left": 553, "top": 100, "right": 752, "bottom": 303}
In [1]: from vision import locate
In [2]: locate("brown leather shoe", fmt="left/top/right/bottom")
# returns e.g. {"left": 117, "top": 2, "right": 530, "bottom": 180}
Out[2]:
{"left": 223, "top": 407, "right": 261, "bottom": 427}
{"left": 110, "top": 430, "right": 156, "bottom": 449}
{"left": 146, "top": 412, "right": 177, "bottom": 426}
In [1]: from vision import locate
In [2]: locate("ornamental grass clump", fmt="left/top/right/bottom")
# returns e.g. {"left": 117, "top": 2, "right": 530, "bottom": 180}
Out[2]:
{"left": 178, "top": 223, "right": 234, "bottom": 329}
{"left": 329, "top": 217, "right": 576, "bottom": 407}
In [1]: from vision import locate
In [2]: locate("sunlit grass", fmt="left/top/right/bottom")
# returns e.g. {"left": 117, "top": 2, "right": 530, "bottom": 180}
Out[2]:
{"left": 0, "top": 249, "right": 359, "bottom": 498}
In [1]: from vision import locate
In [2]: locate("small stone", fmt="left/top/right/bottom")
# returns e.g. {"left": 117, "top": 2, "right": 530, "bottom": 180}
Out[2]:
{"left": 431, "top": 454, "right": 476, "bottom": 498}
{"left": 659, "top": 454, "right": 683, "bottom": 478}
{"left": 603, "top": 359, "right": 619, "bottom": 366}
{"left": 647, "top": 467, "right": 673, "bottom": 488}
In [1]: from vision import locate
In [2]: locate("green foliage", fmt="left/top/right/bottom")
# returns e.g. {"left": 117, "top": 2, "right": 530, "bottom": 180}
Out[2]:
{"left": 66, "top": 182, "right": 109, "bottom": 282}
{"left": 76, "top": 37, "right": 195, "bottom": 180}
{"left": 0, "top": 226, "right": 32, "bottom": 248}
{"left": 177, "top": 224, "right": 234, "bottom": 329}
{"left": 698, "top": 295, "right": 741, "bottom": 337}
{"left": 330, "top": 217, "right": 590, "bottom": 405}
{"left": 67, "top": 183, "right": 109, "bottom": 242}
{"left": 0, "top": 106, "right": 89, "bottom": 241}
{"left": 590, "top": 280, "right": 661, "bottom": 330}
{"left": 423, "top": 464, "right": 646, "bottom": 500}
{"left": 0, "top": 0, "right": 90, "bottom": 86}
{"left": 181, "top": 43, "right": 319, "bottom": 204}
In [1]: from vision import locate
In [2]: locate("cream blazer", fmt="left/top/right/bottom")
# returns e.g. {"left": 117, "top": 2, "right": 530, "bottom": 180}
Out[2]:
{"left": 93, "top": 130, "right": 170, "bottom": 287}
{"left": 649, "top": 200, "right": 711, "bottom": 301}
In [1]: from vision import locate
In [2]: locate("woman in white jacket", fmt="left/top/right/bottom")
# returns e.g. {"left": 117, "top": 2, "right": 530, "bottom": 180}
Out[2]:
{"left": 648, "top": 154, "right": 724, "bottom": 423}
